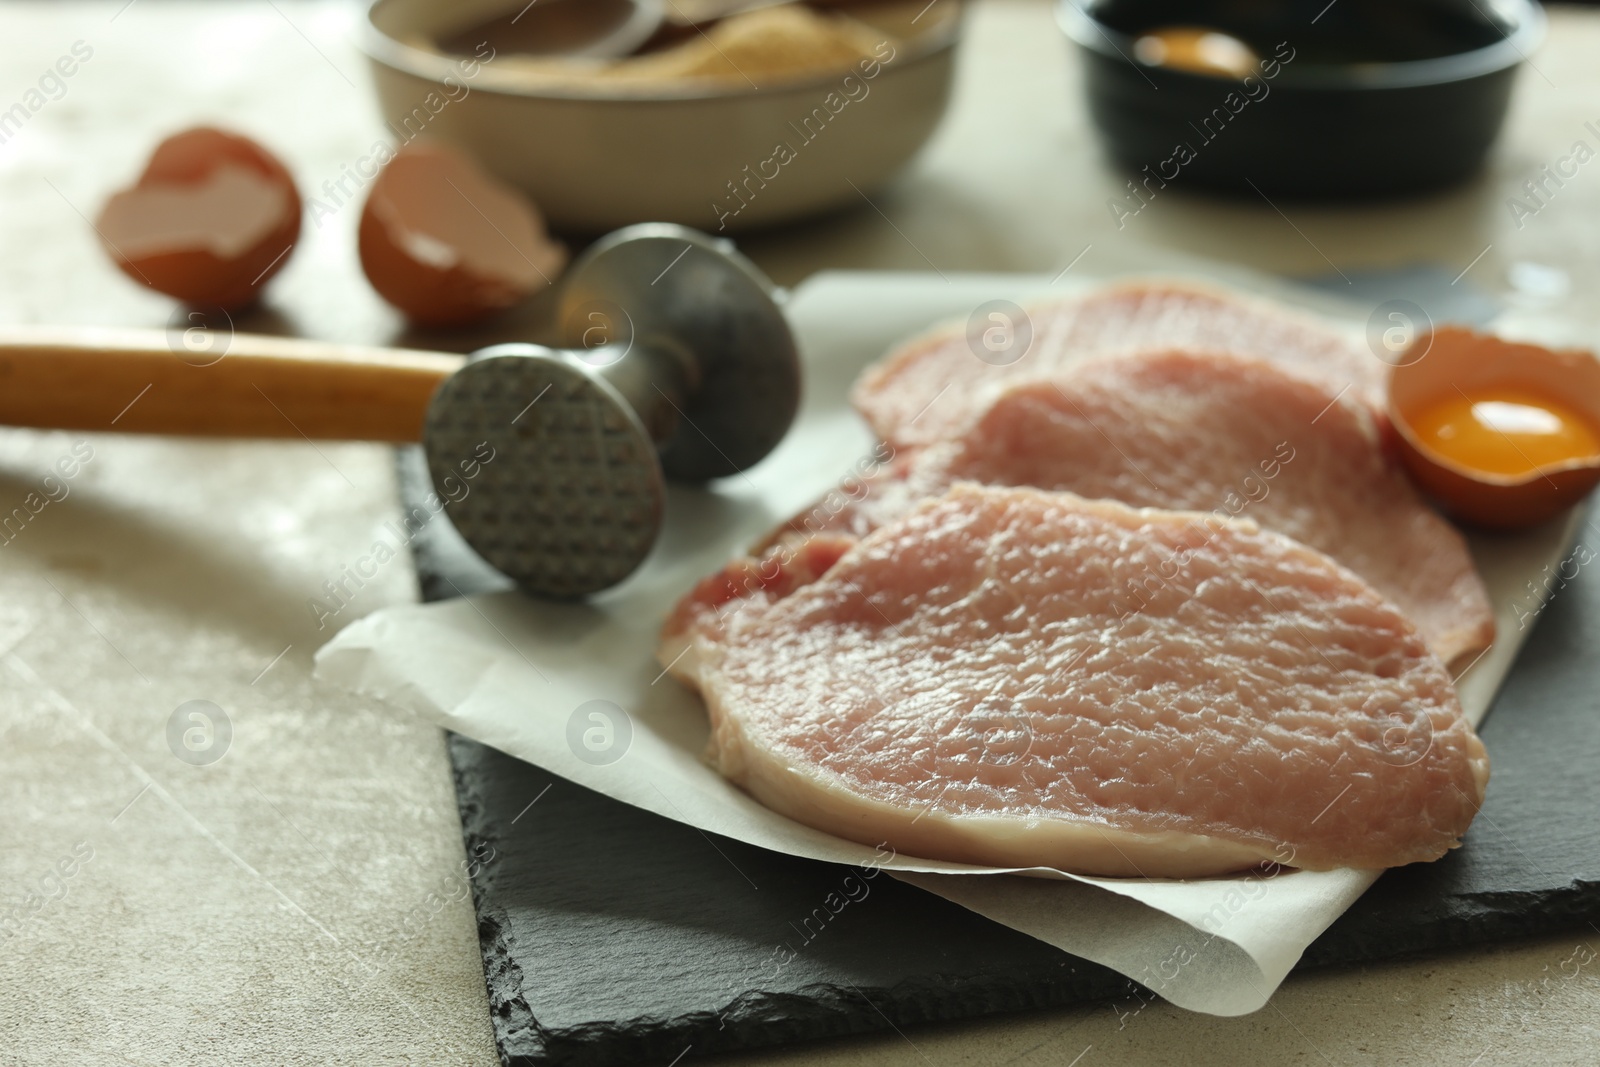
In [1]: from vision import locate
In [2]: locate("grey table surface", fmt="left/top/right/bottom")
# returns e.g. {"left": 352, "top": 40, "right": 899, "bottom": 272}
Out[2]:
{"left": 2, "top": 2, "right": 1599, "bottom": 1064}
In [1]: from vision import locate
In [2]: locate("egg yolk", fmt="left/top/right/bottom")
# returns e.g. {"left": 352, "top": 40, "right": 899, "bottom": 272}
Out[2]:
{"left": 1132, "top": 27, "right": 1258, "bottom": 79}
{"left": 1408, "top": 388, "right": 1600, "bottom": 476}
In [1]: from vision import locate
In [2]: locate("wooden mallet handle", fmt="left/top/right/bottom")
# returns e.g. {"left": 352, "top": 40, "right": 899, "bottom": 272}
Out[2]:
{"left": 0, "top": 326, "right": 465, "bottom": 443}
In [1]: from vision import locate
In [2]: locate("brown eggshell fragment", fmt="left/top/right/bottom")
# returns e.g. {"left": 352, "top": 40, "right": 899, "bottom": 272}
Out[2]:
{"left": 1389, "top": 327, "right": 1600, "bottom": 529}
{"left": 95, "top": 126, "right": 302, "bottom": 311}
{"left": 358, "top": 141, "right": 567, "bottom": 328}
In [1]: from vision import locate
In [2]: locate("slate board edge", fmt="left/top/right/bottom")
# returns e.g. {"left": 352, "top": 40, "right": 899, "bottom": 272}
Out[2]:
{"left": 450, "top": 741, "right": 1137, "bottom": 1067}
{"left": 400, "top": 448, "right": 1600, "bottom": 1066}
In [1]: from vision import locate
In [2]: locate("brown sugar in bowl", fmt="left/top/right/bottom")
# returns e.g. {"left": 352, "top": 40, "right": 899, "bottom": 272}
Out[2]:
{"left": 358, "top": 0, "right": 963, "bottom": 233}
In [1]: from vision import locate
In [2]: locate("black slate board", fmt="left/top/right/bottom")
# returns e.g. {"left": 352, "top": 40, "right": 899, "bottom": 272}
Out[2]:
{"left": 399, "top": 450, "right": 1600, "bottom": 1066}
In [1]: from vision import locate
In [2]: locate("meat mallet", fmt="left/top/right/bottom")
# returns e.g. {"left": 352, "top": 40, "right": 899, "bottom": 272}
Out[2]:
{"left": 0, "top": 224, "right": 800, "bottom": 597}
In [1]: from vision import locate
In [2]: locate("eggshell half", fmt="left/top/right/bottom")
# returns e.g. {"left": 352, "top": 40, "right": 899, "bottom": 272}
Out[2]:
{"left": 358, "top": 141, "right": 567, "bottom": 328}
{"left": 1389, "top": 327, "right": 1600, "bottom": 529}
{"left": 96, "top": 126, "right": 302, "bottom": 310}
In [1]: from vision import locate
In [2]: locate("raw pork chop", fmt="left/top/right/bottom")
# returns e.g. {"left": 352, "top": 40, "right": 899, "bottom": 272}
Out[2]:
{"left": 663, "top": 485, "right": 1487, "bottom": 877}
{"left": 853, "top": 281, "right": 1383, "bottom": 450}
{"left": 684, "top": 350, "right": 1494, "bottom": 671}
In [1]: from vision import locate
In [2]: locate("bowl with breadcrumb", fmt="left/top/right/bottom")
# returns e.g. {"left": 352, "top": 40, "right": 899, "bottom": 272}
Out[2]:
{"left": 361, "top": 0, "right": 964, "bottom": 233}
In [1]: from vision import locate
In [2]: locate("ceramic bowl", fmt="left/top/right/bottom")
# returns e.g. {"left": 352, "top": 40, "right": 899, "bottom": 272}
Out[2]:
{"left": 1059, "top": 0, "right": 1546, "bottom": 199}
{"left": 361, "top": 0, "right": 963, "bottom": 233}
{"left": 1389, "top": 327, "right": 1600, "bottom": 529}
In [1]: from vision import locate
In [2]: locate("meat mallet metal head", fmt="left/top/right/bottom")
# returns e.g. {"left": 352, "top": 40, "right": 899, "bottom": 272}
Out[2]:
{"left": 420, "top": 223, "right": 800, "bottom": 598}
{"left": 0, "top": 223, "right": 799, "bottom": 601}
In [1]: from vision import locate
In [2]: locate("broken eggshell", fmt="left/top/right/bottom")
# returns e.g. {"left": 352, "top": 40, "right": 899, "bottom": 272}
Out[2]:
{"left": 358, "top": 141, "right": 567, "bottom": 328}
{"left": 95, "top": 126, "right": 302, "bottom": 311}
{"left": 1390, "top": 326, "right": 1600, "bottom": 529}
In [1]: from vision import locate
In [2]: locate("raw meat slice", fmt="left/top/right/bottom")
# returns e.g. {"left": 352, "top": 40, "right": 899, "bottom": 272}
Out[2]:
{"left": 901, "top": 351, "right": 1493, "bottom": 670}
{"left": 853, "top": 280, "right": 1383, "bottom": 450}
{"left": 663, "top": 532, "right": 856, "bottom": 662}
{"left": 664, "top": 485, "right": 1487, "bottom": 877}
{"left": 695, "top": 350, "right": 1495, "bottom": 672}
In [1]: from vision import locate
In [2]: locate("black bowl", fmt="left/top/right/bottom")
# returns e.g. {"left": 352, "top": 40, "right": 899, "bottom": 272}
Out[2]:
{"left": 1060, "top": 0, "right": 1545, "bottom": 200}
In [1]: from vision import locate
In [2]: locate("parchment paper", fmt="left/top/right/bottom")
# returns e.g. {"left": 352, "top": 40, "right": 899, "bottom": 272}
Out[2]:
{"left": 314, "top": 269, "right": 1585, "bottom": 1015}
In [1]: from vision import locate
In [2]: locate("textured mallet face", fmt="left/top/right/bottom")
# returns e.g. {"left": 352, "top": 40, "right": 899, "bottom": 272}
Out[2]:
{"left": 424, "top": 351, "right": 665, "bottom": 599}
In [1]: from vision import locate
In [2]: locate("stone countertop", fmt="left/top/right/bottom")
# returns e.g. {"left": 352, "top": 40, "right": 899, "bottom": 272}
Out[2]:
{"left": 0, "top": 2, "right": 1596, "bottom": 1064}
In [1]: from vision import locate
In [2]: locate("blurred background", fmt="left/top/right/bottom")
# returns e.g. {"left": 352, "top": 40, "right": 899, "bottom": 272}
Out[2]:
{"left": 4, "top": 3, "right": 1599, "bottom": 1065}
{"left": 3, "top": 0, "right": 1593, "bottom": 347}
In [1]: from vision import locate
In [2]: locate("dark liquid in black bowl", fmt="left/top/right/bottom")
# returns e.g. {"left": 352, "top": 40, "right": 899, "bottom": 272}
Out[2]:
{"left": 1088, "top": 0, "right": 1511, "bottom": 66}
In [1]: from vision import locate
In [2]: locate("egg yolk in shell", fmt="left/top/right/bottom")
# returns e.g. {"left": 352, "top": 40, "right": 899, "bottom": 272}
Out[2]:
{"left": 1132, "top": 27, "right": 1259, "bottom": 79}
{"left": 1407, "top": 387, "right": 1600, "bottom": 476}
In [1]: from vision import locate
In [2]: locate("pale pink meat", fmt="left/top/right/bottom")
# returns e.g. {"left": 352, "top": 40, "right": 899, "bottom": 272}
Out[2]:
{"left": 902, "top": 351, "right": 1493, "bottom": 670}
{"left": 691, "top": 350, "right": 1494, "bottom": 672}
{"left": 852, "top": 281, "right": 1384, "bottom": 451}
{"left": 663, "top": 485, "right": 1487, "bottom": 877}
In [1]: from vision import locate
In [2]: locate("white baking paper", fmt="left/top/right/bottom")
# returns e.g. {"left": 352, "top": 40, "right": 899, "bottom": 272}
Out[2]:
{"left": 314, "top": 268, "right": 1586, "bottom": 1016}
